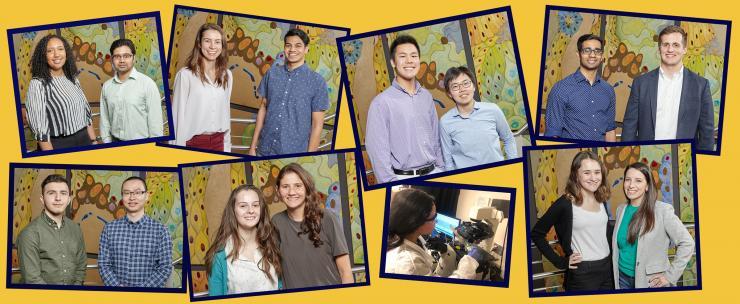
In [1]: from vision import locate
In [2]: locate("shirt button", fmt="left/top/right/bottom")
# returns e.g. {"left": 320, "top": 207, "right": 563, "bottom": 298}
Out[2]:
{"left": 61, "top": 241, "right": 64, "bottom": 244}
{"left": 63, "top": 269, "right": 67, "bottom": 272}
{"left": 62, "top": 255, "right": 65, "bottom": 258}
{"left": 594, "top": 129, "right": 597, "bottom": 132}
{"left": 591, "top": 100, "right": 594, "bottom": 103}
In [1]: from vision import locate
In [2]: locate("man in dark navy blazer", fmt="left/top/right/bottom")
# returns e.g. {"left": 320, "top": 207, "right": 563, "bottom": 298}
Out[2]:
{"left": 622, "top": 25, "right": 714, "bottom": 150}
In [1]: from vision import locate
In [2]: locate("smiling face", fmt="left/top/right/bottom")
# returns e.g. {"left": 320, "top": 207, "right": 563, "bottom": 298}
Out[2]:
{"left": 578, "top": 38, "right": 603, "bottom": 71}
{"left": 659, "top": 32, "right": 687, "bottom": 68}
{"left": 121, "top": 179, "right": 148, "bottom": 215}
{"left": 200, "top": 29, "right": 223, "bottom": 62}
{"left": 234, "top": 189, "right": 261, "bottom": 229}
{"left": 447, "top": 73, "right": 476, "bottom": 106}
{"left": 284, "top": 35, "right": 308, "bottom": 67}
{"left": 111, "top": 45, "right": 135, "bottom": 75}
{"left": 41, "top": 181, "right": 71, "bottom": 217}
{"left": 278, "top": 172, "right": 307, "bottom": 211}
{"left": 45, "top": 37, "right": 66, "bottom": 74}
{"left": 623, "top": 168, "right": 649, "bottom": 202}
{"left": 391, "top": 43, "right": 420, "bottom": 82}
{"left": 577, "top": 158, "right": 603, "bottom": 194}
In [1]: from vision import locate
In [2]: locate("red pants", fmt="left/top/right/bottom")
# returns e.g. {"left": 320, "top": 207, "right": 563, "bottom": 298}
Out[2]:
{"left": 186, "top": 132, "right": 225, "bottom": 152}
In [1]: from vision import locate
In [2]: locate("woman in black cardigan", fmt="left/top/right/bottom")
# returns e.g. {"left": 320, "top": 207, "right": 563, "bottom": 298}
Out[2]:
{"left": 531, "top": 151, "right": 614, "bottom": 291}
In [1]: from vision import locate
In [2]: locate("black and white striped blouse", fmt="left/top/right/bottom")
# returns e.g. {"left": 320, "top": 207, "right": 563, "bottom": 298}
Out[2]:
{"left": 25, "top": 76, "right": 92, "bottom": 141}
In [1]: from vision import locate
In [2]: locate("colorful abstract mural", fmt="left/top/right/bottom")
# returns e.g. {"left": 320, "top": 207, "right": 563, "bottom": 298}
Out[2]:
{"left": 182, "top": 165, "right": 212, "bottom": 293}
{"left": 169, "top": 8, "right": 346, "bottom": 151}
{"left": 540, "top": 10, "right": 727, "bottom": 142}
{"left": 10, "top": 168, "right": 183, "bottom": 287}
{"left": 529, "top": 144, "right": 697, "bottom": 292}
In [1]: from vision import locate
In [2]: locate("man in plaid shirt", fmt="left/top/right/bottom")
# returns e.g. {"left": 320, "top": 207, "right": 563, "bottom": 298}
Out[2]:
{"left": 98, "top": 176, "right": 172, "bottom": 287}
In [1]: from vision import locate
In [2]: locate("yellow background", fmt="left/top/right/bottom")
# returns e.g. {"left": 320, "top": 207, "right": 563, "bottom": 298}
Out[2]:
{"left": 0, "top": 0, "right": 736, "bottom": 303}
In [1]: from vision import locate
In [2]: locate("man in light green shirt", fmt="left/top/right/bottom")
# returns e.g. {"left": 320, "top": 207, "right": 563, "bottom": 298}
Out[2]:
{"left": 99, "top": 38, "right": 163, "bottom": 143}
{"left": 17, "top": 174, "right": 87, "bottom": 285}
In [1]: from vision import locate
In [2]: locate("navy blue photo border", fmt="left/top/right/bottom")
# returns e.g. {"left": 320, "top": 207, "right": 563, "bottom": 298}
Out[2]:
{"left": 155, "top": 4, "right": 351, "bottom": 159}
{"left": 177, "top": 148, "right": 370, "bottom": 301}
{"left": 5, "top": 162, "right": 185, "bottom": 293}
{"left": 521, "top": 138, "right": 702, "bottom": 297}
{"left": 336, "top": 5, "right": 535, "bottom": 192}
{"left": 378, "top": 180, "right": 516, "bottom": 288}
{"left": 7, "top": 11, "right": 175, "bottom": 158}
{"left": 533, "top": 5, "right": 732, "bottom": 156}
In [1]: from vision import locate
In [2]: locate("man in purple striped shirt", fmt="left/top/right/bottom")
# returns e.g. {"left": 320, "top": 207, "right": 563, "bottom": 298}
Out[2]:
{"left": 365, "top": 35, "right": 445, "bottom": 183}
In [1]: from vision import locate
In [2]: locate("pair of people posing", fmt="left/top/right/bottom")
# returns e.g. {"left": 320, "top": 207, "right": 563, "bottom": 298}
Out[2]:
{"left": 204, "top": 163, "right": 353, "bottom": 295}
{"left": 531, "top": 151, "right": 695, "bottom": 290}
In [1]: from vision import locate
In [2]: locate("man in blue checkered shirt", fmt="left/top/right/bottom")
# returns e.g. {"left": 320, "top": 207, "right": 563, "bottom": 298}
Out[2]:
{"left": 98, "top": 176, "right": 172, "bottom": 287}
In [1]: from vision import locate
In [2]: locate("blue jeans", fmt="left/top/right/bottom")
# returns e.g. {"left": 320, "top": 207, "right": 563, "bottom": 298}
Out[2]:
{"left": 619, "top": 270, "right": 635, "bottom": 289}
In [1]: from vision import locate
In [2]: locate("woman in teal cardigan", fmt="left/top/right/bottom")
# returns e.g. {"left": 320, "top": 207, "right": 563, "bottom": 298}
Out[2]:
{"left": 205, "top": 185, "right": 282, "bottom": 295}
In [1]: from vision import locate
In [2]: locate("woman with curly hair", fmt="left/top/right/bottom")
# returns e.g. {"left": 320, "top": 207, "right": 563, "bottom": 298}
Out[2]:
{"left": 26, "top": 34, "right": 96, "bottom": 151}
{"left": 530, "top": 150, "right": 614, "bottom": 291}
{"left": 171, "top": 23, "right": 232, "bottom": 152}
{"left": 205, "top": 185, "right": 282, "bottom": 295}
{"left": 271, "top": 163, "right": 354, "bottom": 288}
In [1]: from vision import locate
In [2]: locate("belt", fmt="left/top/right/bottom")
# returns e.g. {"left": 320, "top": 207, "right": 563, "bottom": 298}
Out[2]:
{"left": 393, "top": 164, "right": 435, "bottom": 176}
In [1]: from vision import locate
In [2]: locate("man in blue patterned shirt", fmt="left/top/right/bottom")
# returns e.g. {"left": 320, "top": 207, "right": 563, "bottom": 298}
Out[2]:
{"left": 248, "top": 28, "right": 330, "bottom": 156}
{"left": 98, "top": 176, "right": 172, "bottom": 287}
{"left": 544, "top": 34, "right": 617, "bottom": 142}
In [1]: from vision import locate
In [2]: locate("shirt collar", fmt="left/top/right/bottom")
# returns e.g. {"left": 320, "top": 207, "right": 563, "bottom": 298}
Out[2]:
{"left": 391, "top": 78, "right": 422, "bottom": 96}
{"left": 659, "top": 66, "right": 684, "bottom": 80}
{"left": 124, "top": 213, "right": 150, "bottom": 225}
{"left": 283, "top": 62, "right": 308, "bottom": 74}
{"left": 573, "top": 69, "right": 602, "bottom": 84}
{"left": 41, "top": 210, "right": 65, "bottom": 229}
{"left": 451, "top": 102, "right": 481, "bottom": 118}
{"left": 113, "top": 67, "right": 140, "bottom": 83}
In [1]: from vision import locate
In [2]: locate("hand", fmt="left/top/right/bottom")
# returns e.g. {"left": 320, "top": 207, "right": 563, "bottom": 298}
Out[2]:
{"left": 568, "top": 252, "right": 582, "bottom": 269}
{"left": 649, "top": 274, "right": 670, "bottom": 288}
{"left": 466, "top": 245, "right": 493, "bottom": 265}
{"left": 91, "top": 140, "right": 99, "bottom": 145}
{"left": 247, "top": 148, "right": 257, "bottom": 156}
{"left": 425, "top": 236, "right": 447, "bottom": 253}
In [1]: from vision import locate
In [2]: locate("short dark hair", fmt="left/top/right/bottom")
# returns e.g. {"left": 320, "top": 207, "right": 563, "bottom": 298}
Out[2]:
{"left": 41, "top": 174, "right": 70, "bottom": 193}
{"left": 390, "top": 34, "right": 420, "bottom": 58}
{"left": 122, "top": 176, "right": 147, "bottom": 192}
{"left": 284, "top": 28, "right": 310, "bottom": 45}
{"left": 110, "top": 38, "right": 136, "bottom": 55}
{"left": 658, "top": 25, "right": 687, "bottom": 47}
{"left": 576, "top": 34, "right": 605, "bottom": 52}
{"left": 443, "top": 66, "right": 475, "bottom": 92}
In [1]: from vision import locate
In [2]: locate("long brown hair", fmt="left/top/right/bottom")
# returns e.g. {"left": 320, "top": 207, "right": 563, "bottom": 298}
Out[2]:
{"left": 204, "top": 185, "right": 282, "bottom": 283}
{"left": 185, "top": 23, "right": 229, "bottom": 89}
{"left": 276, "top": 163, "right": 324, "bottom": 248}
{"left": 387, "top": 188, "right": 435, "bottom": 250}
{"left": 624, "top": 162, "right": 657, "bottom": 244}
{"left": 564, "top": 151, "right": 610, "bottom": 205}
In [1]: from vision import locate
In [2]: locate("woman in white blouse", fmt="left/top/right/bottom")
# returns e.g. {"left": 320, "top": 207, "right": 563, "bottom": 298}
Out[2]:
{"left": 171, "top": 23, "right": 232, "bottom": 152}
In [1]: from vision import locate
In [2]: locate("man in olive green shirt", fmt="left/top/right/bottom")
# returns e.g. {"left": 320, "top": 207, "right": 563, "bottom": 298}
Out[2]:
{"left": 99, "top": 38, "right": 164, "bottom": 143}
{"left": 17, "top": 174, "right": 87, "bottom": 285}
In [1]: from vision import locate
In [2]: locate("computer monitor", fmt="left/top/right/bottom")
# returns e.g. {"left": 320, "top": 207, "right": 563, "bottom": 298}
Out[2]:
{"left": 434, "top": 213, "right": 461, "bottom": 238}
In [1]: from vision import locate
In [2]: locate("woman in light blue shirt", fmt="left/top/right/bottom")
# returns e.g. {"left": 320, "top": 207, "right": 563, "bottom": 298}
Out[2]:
{"left": 439, "top": 66, "right": 517, "bottom": 171}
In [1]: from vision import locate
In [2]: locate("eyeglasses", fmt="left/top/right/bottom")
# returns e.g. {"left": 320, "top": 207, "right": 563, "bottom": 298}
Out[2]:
{"left": 580, "top": 48, "right": 604, "bottom": 56}
{"left": 112, "top": 54, "right": 134, "bottom": 60}
{"left": 425, "top": 212, "right": 437, "bottom": 222}
{"left": 122, "top": 190, "right": 146, "bottom": 197}
{"left": 449, "top": 80, "right": 473, "bottom": 92}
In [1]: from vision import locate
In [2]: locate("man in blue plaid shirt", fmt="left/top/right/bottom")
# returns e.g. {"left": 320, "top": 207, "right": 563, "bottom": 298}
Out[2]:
{"left": 98, "top": 176, "right": 172, "bottom": 287}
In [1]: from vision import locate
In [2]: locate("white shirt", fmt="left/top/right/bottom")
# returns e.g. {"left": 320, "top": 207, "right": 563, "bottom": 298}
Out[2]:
{"left": 224, "top": 238, "right": 278, "bottom": 293}
{"left": 385, "top": 237, "right": 478, "bottom": 279}
{"left": 171, "top": 67, "right": 232, "bottom": 151}
{"left": 655, "top": 66, "right": 684, "bottom": 140}
{"left": 571, "top": 203, "right": 609, "bottom": 261}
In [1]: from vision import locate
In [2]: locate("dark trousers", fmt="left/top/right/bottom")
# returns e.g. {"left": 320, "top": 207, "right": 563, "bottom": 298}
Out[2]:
{"left": 46, "top": 128, "right": 90, "bottom": 150}
{"left": 618, "top": 270, "right": 635, "bottom": 289}
{"left": 564, "top": 256, "right": 614, "bottom": 291}
{"left": 186, "top": 132, "right": 224, "bottom": 151}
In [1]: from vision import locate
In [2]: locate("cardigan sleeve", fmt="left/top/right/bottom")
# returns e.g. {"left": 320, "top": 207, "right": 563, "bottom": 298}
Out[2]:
{"left": 530, "top": 196, "right": 569, "bottom": 269}
{"left": 208, "top": 250, "right": 228, "bottom": 296}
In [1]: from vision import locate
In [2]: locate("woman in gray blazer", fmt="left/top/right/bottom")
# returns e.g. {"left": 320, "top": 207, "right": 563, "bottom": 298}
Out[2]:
{"left": 612, "top": 162, "right": 694, "bottom": 289}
